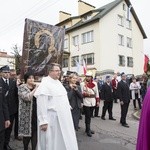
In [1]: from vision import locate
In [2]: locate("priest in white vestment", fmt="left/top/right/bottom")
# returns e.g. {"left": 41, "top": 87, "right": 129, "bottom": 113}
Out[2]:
{"left": 34, "top": 63, "right": 78, "bottom": 150}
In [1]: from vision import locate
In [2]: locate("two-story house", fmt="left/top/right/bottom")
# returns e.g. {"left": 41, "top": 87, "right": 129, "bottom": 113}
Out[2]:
{"left": 56, "top": 0, "right": 147, "bottom": 77}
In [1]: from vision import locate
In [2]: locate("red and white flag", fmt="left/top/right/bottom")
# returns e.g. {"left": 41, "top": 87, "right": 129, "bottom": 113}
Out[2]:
{"left": 83, "top": 59, "right": 87, "bottom": 75}
{"left": 144, "top": 55, "right": 149, "bottom": 73}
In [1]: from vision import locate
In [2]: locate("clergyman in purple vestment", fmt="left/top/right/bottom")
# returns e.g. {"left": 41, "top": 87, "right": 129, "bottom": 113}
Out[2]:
{"left": 136, "top": 87, "right": 150, "bottom": 150}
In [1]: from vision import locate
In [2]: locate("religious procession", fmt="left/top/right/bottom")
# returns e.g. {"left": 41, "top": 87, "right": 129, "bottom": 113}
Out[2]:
{"left": 0, "top": 61, "right": 150, "bottom": 150}
{"left": 0, "top": 0, "right": 150, "bottom": 150}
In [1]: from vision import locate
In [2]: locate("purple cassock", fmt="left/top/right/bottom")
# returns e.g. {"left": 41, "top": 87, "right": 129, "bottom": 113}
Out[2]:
{"left": 136, "top": 87, "right": 150, "bottom": 150}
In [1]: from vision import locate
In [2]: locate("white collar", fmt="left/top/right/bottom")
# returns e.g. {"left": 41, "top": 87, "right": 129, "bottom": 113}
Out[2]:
{"left": 2, "top": 77, "right": 9, "bottom": 83}
{"left": 2, "top": 77, "right": 8, "bottom": 81}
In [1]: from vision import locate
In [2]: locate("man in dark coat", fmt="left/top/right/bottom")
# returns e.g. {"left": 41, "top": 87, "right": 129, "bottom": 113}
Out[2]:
{"left": 117, "top": 72, "right": 130, "bottom": 128}
{"left": 10, "top": 69, "right": 21, "bottom": 140}
{"left": 0, "top": 69, "right": 10, "bottom": 149}
{"left": 101, "top": 76, "right": 116, "bottom": 120}
{"left": 0, "top": 65, "right": 18, "bottom": 150}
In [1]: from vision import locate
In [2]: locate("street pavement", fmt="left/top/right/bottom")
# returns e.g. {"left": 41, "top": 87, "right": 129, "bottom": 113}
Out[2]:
{"left": 10, "top": 101, "right": 139, "bottom": 150}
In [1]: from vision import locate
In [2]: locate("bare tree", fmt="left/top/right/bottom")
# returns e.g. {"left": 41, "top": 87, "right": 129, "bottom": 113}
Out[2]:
{"left": 11, "top": 44, "right": 22, "bottom": 73}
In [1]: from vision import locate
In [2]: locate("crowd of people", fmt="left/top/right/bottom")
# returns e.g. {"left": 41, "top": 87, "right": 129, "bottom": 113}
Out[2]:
{"left": 0, "top": 63, "right": 150, "bottom": 150}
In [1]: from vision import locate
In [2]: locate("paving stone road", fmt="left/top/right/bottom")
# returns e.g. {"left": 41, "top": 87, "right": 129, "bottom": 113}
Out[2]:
{"left": 10, "top": 102, "right": 139, "bottom": 150}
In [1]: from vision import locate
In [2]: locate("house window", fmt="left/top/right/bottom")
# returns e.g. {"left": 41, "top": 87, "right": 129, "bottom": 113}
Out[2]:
{"left": 127, "top": 37, "right": 132, "bottom": 48}
{"left": 118, "top": 15, "right": 124, "bottom": 26}
{"left": 71, "top": 56, "right": 79, "bottom": 67}
{"left": 123, "top": 3, "right": 126, "bottom": 11}
{"left": 82, "top": 31, "right": 93, "bottom": 44}
{"left": 127, "top": 57, "right": 133, "bottom": 67}
{"left": 72, "top": 35, "right": 79, "bottom": 46}
{"left": 82, "top": 53, "right": 94, "bottom": 65}
{"left": 127, "top": 6, "right": 132, "bottom": 21}
{"left": 63, "top": 24, "right": 69, "bottom": 29}
{"left": 62, "top": 57, "right": 69, "bottom": 68}
{"left": 119, "top": 55, "right": 125, "bottom": 66}
{"left": 126, "top": 19, "right": 132, "bottom": 29}
{"left": 64, "top": 39, "right": 68, "bottom": 49}
{"left": 82, "top": 15, "right": 92, "bottom": 21}
{"left": 118, "top": 34, "right": 124, "bottom": 46}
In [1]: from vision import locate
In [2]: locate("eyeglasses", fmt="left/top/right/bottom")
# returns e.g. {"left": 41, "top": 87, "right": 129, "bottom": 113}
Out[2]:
{"left": 51, "top": 70, "right": 61, "bottom": 72}
{"left": 3, "top": 72, "right": 10, "bottom": 73}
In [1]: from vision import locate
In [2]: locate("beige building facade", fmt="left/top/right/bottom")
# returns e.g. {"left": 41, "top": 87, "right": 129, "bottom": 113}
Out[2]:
{"left": 0, "top": 51, "right": 15, "bottom": 69}
{"left": 56, "top": 0, "right": 147, "bottom": 77}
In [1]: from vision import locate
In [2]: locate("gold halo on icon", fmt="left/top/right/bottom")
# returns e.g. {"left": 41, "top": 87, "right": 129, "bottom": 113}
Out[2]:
{"left": 34, "top": 29, "right": 56, "bottom": 54}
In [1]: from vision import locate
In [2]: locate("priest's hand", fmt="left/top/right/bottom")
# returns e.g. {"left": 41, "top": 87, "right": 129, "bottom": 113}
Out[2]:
{"left": 5, "top": 120, "right": 10, "bottom": 128}
{"left": 40, "top": 124, "right": 48, "bottom": 131}
{"left": 120, "top": 101, "right": 124, "bottom": 105}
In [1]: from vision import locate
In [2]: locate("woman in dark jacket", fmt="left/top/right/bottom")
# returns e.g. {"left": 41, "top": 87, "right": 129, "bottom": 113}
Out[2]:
{"left": 64, "top": 73, "right": 83, "bottom": 131}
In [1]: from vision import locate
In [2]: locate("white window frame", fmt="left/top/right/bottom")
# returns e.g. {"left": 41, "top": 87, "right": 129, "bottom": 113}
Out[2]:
{"left": 119, "top": 55, "right": 125, "bottom": 66}
{"left": 118, "top": 34, "right": 124, "bottom": 46}
{"left": 126, "top": 19, "right": 132, "bottom": 29}
{"left": 83, "top": 14, "right": 92, "bottom": 21}
{"left": 82, "top": 30, "right": 93, "bottom": 44}
{"left": 71, "top": 56, "right": 79, "bottom": 67}
{"left": 127, "top": 57, "right": 133, "bottom": 67}
{"left": 72, "top": 35, "right": 79, "bottom": 46}
{"left": 81, "top": 53, "right": 94, "bottom": 65}
{"left": 123, "top": 3, "right": 126, "bottom": 11}
{"left": 64, "top": 39, "right": 68, "bottom": 49}
{"left": 127, "top": 37, "right": 132, "bottom": 48}
{"left": 62, "top": 57, "right": 69, "bottom": 68}
{"left": 118, "top": 15, "right": 124, "bottom": 26}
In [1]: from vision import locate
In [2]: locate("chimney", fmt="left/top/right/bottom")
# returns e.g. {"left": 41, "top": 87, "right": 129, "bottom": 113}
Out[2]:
{"left": 78, "top": 0, "right": 95, "bottom": 15}
{"left": 59, "top": 11, "right": 71, "bottom": 22}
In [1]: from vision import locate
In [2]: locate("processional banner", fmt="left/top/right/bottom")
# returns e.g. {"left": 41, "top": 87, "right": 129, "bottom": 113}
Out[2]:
{"left": 21, "top": 18, "right": 65, "bottom": 77}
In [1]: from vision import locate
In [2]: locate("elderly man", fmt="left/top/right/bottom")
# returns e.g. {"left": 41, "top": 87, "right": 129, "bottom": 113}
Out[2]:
{"left": 80, "top": 71, "right": 99, "bottom": 137}
{"left": 34, "top": 63, "right": 78, "bottom": 150}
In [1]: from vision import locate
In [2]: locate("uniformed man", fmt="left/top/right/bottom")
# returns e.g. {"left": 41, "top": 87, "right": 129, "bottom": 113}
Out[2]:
{"left": 0, "top": 67, "right": 10, "bottom": 149}
{"left": 0, "top": 65, "right": 18, "bottom": 150}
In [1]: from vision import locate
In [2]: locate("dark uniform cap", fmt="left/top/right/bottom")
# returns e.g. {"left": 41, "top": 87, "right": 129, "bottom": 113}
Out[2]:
{"left": 0, "top": 65, "right": 10, "bottom": 72}
{"left": 121, "top": 72, "right": 125, "bottom": 76}
{"left": 106, "top": 76, "right": 110, "bottom": 79}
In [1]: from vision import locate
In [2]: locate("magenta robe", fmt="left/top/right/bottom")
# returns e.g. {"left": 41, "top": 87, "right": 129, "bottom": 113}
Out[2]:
{"left": 136, "top": 87, "right": 150, "bottom": 150}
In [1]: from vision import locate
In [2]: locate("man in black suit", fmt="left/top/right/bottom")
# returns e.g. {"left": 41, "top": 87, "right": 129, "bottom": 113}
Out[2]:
{"left": 0, "top": 65, "right": 18, "bottom": 150}
{"left": 101, "top": 76, "right": 116, "bottom": 120}
{"left": 10, "top": 69, "right": 21, "bottom": 141}
{"left": 117, "top": 72, "right": 130, "bottom": 128}
{"left": 0, "top": 76, "right": 10, "bottom": 150}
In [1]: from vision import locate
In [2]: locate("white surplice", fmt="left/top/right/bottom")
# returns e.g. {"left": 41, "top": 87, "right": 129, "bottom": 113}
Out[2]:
{"left": 34, "top": 76, "right": 78, "bottom": 150}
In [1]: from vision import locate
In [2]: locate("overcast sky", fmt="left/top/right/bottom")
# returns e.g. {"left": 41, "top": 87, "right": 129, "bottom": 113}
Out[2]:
{"left": 0, "top": 0, "right": 149, "bottom": 55}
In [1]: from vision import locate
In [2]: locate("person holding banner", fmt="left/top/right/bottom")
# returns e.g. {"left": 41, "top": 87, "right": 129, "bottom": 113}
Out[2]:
{"left": 18, "top": 72, "right": 38, "bottom": 150}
